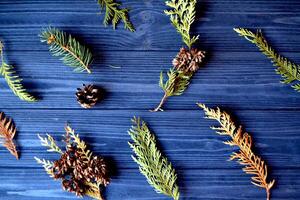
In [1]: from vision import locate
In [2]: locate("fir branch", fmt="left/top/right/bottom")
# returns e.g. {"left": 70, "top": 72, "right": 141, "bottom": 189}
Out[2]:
{"left": 34, "top": 157, "right": 55, "bottom": 176}
{"left": 198, "top": 103, "right": 275, "bottom": 200}
{"left": 0, "top": 112, "right": 18, "bottom": 159}
{"left": 97, "top": 0, "right": 135, "bottom": 32}
{"left": 128, "top": 117, "right": 180, "bottom": 200}
{"left": 234, "top": 28, "right": 300, "bottom": 91}
{"left": 0, "top": 41, "right": 37, "bottom": 102}
{"left": 165, "top": 0, "right": 199, "bottom": 49}
{"left": 152, "top": 69, "right": 192, "bottom": 112}
{"left": 38, "top": 134, "right": 63, "bottom": 154}
{"left": 40, "top": 27, "right": 93, "bottom": 73}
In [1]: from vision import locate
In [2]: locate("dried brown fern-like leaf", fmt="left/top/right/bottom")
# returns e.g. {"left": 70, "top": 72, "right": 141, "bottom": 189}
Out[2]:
{"left": 198, "top": 103, "right": 275, "bottom": 200}
{"left": 0, "top": 112, "right": 18, "bottom": 159}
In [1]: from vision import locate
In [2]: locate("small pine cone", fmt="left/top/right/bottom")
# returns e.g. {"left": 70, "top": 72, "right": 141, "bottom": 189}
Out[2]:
{"left": 62, "top": 178, "right": 85, "bottom": 197}
{"left": 87, "top": 156, "right": 110, "bottom": 186}
{"left": 172, "top": 47, "right": 205, "bottom": 73}
{"left": 76, "top": 84, "right": 100, "bottom": 109}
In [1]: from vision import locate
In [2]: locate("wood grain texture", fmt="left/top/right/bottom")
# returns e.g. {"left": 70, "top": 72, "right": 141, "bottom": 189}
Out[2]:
{"left": 0, "top": 0, "right": 299, "bottom": 200}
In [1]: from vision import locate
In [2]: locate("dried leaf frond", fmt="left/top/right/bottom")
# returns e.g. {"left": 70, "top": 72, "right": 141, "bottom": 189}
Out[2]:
{"left": 38, "top": 134, "right": 63, "bottom": 154}
{"left": 97, "top": 0, "right": 135, "bottom": 32}
{"left": 128, "top": 117, "right": 180, "bottom": 200}
{"left": 84, "top": 181, "right": 104, "bottom": 200}
{"left": 198, "top": 103, "right": 275, "bottom": 200}
{"left": 0, "top": 41, "right": 37, "bottom": 102}
{"left": 0, "top": 112, "right": 18, "bottom": 159}
{"left": 65, "top": 125, "right": 93, "bottom": 162}
{"left": 165, "top": 0, "right": 199, "bottom": 48}
{"left": 234, "top": 28, "right": 300, "bottom": 91}
{"left": 40, "top": 27, "right": 93, "bottom": 73}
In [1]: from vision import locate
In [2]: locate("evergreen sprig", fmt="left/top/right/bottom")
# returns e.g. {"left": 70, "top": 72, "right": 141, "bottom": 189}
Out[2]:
{"left": 234, "top": 28, "right": 300, "bottom": 91}
{"left": 65, "top": 125, "right": 93, "bottom": 162}
{"left": 40, "top": 27, "right": 93, "bottom": 73}
{"left": 198, "top": 103, "right": 275, "bottom": 200}
{"left": 37, "top": 134, "right": 63, "bottom": 154}
{"left": 152, "top": 0, "right": 203, "bottom": 112}
{"left": 128, "top": 117, "right": 180, "bottom": 200}
{"left": 165, "top": 0, "right": 199, "bottom": 48}
{"left": 97, "top": 0, "right": 135, "bottom": 32}
{"left": 154, "top": 69, "right": 192, "bottom": 111}
{"left": 0, "top": 41, "right": 37, "bottom": 102}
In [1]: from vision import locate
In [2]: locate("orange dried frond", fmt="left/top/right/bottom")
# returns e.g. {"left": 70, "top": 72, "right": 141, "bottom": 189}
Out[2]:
{"left": 198, "top": 103, "right": 275, "bottom": 200}
{"left": 0, "top": 112, "right": 18, "bottom": 159}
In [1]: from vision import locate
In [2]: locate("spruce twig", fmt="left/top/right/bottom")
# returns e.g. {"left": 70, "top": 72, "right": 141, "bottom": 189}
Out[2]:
{"left": 198, "top": 103, "right": 275, "bottom": 200}
{"left": 97, "top": 0, "right": 135, "bottom": 32}
{"left": 234, "top": 28, "right": 300, "bottom": 91}
{"left": 0, "top": 41, "right": 37, "bottom": 102}
{"left": 40, "top": 27, "right": 93, "bottom": 73}
{"left": 128, "top": 117, "right": 180, "bottom": 200}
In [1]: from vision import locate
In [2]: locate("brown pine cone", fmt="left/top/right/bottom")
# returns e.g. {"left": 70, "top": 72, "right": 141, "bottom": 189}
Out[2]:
{"left": 172, "top": 47, "right": 205, "bottom": 73}
{"left": 62, "top": 178, "right": 85, "bottom": 197}
{"left": 86, "top": 156, "right": 110, "bottom": 186}
{"left": 76, "top": 84, "right": 100, "bottom": 109}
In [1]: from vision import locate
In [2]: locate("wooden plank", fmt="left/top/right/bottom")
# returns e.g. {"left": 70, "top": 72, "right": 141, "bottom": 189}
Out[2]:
{"left": 0, "top": 109, "right": 299, "bottom": 168}
{"left": 0, "top": 1, "right": 299, "bottom": 51}
{"left": 0, "top": 51, "right": 300, "bottom": 109}
{"left": 0, "top": 168, "right": 298, "bottom": 200}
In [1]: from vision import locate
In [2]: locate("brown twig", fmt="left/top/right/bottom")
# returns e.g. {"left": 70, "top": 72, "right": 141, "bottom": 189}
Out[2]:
{"left": 151, "top": 93, "right": 168, "bottom": 112}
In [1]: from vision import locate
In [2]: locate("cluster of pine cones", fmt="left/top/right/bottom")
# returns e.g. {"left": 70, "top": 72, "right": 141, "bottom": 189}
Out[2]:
{"left": 172, "top": 47, "right": 205, "bottom": 73}
{"left": 51, "top": 144, "right": 110, "bottom": 197}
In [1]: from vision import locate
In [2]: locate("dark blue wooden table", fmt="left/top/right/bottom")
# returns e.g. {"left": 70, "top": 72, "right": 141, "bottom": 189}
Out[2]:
{"left": 0, "top": 0, "right": 299, "bottom": 199}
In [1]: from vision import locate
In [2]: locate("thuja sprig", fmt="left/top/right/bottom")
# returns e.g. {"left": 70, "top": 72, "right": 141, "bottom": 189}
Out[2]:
{"left": 234, "top": 28, "right": 300, "bottom": 91}
{"left": 198, "top": 103, "right": 275, "bottom": 200}
{"left": 0, "top": 41, "right": 37, "bottom": 102}
{"left": 35, "top": 125, "right": 110, "bottom": 200}
{"left": 165, "top": 0, "right": 198, "bottom": 49}
{"left": 40, "top": 27, "right": 93, "bottom": 73}
{"left": 97, "top": 0, "right": 135, "bottom": 32}
{"left": 151, "top": 0, "right": 205, "bottom": 112}
{"left": 128, "top": 117, "right": 180, "bottom": 200}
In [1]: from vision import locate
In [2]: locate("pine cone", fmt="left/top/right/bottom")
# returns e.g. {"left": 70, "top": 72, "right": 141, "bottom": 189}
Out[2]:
{"left": 172, "top": 47, "right": 205, "bottom": 73}
{"left": 76, "top": 84, "right": 100, "bottom": 109}
{"left": 86, "top": 156, "right": 110, "bottom": 186}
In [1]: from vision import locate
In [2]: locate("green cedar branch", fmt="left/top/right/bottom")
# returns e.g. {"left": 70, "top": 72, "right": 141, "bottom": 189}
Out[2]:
{"left": 128, "top": 117, "right": 180, "bottom": 200}
{"left": 165, "top": 0, "right": 199, "bottom": 49}
{"left": 234, "top": 28, "right": 300, "bottom": 91}
{"left": 0, "top": 41, "right": 37, "bottom": 102}
{"left": 97, "top": 0, "right": 135, "bottom": 32}
{"left": 152, "top": 69, "right": 192, "bottom": 112}
{"left": 40, "top": 27, "right": 93, "bottom": 73}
